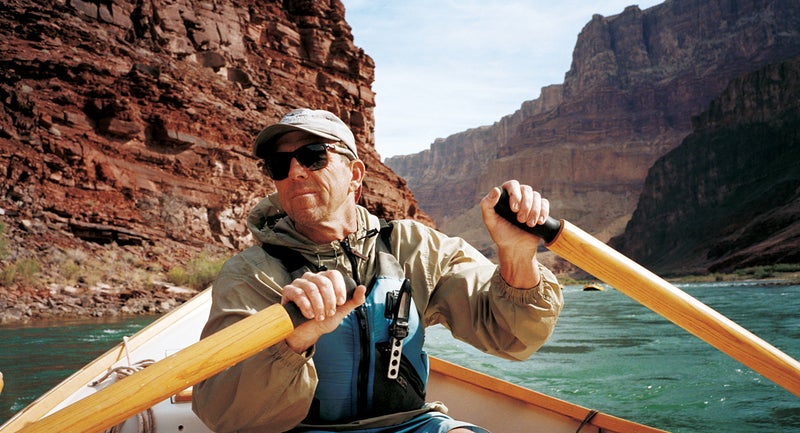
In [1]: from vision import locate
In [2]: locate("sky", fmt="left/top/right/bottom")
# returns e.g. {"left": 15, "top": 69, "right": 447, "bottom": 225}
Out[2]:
{"left": 341, "top": 0, "right": 664, "bottom": 159}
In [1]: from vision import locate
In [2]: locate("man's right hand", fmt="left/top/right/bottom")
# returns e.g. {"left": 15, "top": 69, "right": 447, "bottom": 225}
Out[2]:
{"left": 281, "top": 270, "right": 366, "bottom": 353}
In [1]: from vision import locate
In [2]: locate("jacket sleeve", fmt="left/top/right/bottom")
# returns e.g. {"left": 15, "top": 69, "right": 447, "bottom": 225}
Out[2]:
{"left": 392, "top": 220, "right": 564, "bottom": 361}
{"left": 191, "top": 250, "right": 317, "bottom": 433}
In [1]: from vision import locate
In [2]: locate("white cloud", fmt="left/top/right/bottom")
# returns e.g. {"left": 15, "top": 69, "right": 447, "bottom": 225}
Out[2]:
{"left": 342, "top": 1, "right": 664, "bottom": 159}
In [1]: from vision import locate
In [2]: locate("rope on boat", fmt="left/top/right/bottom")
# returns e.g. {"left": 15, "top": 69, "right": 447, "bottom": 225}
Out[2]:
{"left": 89, "top": 337, "right": 157, "bottom": 433}
{"left": 575, "top": 409, "right": 600, "bottom": 433}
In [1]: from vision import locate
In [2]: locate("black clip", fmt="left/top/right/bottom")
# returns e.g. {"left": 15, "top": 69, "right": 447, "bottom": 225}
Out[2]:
{"left": 387, "top": 279, "right": 412, "bottom": 379}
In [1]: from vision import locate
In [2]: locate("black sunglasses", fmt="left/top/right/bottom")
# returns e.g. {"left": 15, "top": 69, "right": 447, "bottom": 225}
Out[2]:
{"left": 261, "top": 143, "right": 353, "bottom": 180}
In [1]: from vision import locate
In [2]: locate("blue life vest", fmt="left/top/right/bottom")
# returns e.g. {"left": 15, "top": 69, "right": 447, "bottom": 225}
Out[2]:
{"left": 263, "top": 222, "right": 428, "bottom": 424}
{"left": 312, "top": 273, "right": 427, "bottom": 422}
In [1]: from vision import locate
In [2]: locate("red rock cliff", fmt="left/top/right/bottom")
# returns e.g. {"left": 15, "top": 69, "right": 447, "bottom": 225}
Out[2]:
{"left": 0, "top": 0, "right": 431, "bottom": 257}
{"left": 610, "top": 55, "right": 800, "bottom": 275}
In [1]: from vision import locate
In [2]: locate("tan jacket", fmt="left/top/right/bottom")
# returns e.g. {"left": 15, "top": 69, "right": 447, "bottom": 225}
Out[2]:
{"left": 192, "top": 193, "right": 563, "bottom": 433}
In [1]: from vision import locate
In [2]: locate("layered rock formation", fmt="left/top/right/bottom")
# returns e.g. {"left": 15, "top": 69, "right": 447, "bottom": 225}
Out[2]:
{"left": 0, "top": 0, "right": 433, "bottom": 320}
{"left": 0, "top": 0, "right": 430, "bottom": 257}
{"left": 610, "top": 56, "right": 800, "bottom": 275}
{"left": 387, "top": 0, "right": 800, "bottom": 267}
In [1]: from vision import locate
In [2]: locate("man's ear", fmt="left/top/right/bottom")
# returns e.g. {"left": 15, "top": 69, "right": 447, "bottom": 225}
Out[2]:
{"left": 350, "top": 160, "right": 366, "bottom": 201}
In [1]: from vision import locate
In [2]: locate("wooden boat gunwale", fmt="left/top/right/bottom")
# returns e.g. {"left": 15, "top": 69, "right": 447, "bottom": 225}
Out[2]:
{"left": 0, "top": 289, "right": 213, "bottom": 432}
{"left": 428, "top": 356, "right": 666, "bottom": 433}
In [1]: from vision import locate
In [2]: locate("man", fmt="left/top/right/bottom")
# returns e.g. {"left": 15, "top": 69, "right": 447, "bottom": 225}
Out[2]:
{"left": 192, "top": 108, "right": 563, "bottom": 433}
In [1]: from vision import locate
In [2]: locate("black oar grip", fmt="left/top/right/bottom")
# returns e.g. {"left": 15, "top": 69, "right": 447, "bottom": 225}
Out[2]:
{"left": 284, "top": 276, "right": 358, "bottom": 327}
{"left": 494, "top": 189, "right": 562, "bottom": 244}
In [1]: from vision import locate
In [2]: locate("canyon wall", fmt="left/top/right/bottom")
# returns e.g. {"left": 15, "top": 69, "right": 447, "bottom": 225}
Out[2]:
{"left": 0, "top": 0, "right": 431, "bottom": 268}
{"left": 610, "top": 56, "right": 800, "bottom": 275}
{"left": 387, "top": 0, "right": 800, "bottom": 266}
{"left": 2, "top": 0, "right": 799, "bottom": 291}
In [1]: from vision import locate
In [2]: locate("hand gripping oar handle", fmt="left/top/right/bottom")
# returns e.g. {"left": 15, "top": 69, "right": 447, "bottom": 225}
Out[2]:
{"left": 495, "top": 189, "right": 800, "bottom": 397}
{"left": 282, "top": 278, "right": 359, "bottom": 327}
{"left": 494, "top": 190, "right": 562, "bottom": 243}
{"left": 13, "top": 278, "right": 357, "bottom": 433}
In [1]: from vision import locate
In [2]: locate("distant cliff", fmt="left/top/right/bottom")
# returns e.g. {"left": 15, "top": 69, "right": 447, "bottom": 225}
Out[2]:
{"left": 387, "top": 0, "right": 800, "bottom": 267}
{"left": 610, "top": 56, "right": 800, "bottom": 275}
{"left": 0, "top": 0, "right": 431, "bottom": 256}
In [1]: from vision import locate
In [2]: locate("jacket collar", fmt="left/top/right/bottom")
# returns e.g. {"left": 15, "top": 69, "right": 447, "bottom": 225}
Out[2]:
{"left": 246, "top": 192, "right": 381, "bottom": 258}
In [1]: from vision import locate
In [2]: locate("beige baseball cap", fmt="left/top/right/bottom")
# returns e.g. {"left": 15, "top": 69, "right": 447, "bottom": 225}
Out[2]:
{"left": 253, "top": 108, "right": 358, "bottom": 160}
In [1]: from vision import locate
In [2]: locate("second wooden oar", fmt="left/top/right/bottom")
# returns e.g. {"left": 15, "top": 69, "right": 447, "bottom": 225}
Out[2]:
{"left": 14, "top": 301, "right": 303, "bottom": 433}
{"left": 495, "top": 192, "right": 800, "bottom": 398}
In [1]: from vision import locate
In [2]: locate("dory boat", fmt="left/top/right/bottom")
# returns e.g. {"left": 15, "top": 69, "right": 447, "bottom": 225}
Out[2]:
{"left": 0, "top": 288, "right": 666, "bottom": 433}
{"left": 4, "top": 214, "right": 798, "bottom": 433}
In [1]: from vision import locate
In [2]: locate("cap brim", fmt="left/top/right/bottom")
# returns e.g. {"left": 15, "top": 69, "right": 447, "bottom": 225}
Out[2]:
{"left": 253, "top": 124, "right": 341, "bottom": 159}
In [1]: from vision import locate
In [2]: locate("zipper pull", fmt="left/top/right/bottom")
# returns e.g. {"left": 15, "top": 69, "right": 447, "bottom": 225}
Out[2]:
{"left": 340, "top": 237, "right": 369, "bottom": 261}
{"left": 360, "top": 228, "right": 379, "bottom": 240}
{"left": 339, "top": 238, "right": 365, "bottom": 286}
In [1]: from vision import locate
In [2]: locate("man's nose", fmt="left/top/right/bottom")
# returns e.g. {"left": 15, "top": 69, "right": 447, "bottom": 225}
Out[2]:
{"left": 286, "top": 157, "right": 308, "bottom": 178}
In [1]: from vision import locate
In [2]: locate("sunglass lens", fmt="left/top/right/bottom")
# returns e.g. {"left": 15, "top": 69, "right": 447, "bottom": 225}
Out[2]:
{"left": 264, "top": 144, "right": 330, "bottom": 180}
{"left": 295, "top": 144, "right": 329, "bottom": 171}
{"left": 264, "top": 153, "right": 292, "bottom": 180}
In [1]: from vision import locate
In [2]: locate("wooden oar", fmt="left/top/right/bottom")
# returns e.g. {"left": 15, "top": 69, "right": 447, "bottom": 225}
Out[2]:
{"left": 495, "top": 191, "right": 800, "bottom": 397}
{"left": 13, "top": 301, "right": 308, "bottom": 433}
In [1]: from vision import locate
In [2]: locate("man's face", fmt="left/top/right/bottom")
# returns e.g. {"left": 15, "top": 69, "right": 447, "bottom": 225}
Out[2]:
{"left": 271, "top": 131, "right": 359, "bottom": 234}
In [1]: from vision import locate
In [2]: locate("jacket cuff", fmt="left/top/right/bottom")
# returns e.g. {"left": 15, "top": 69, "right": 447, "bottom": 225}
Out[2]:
{"left": 493, "top": 264, "right": 555, "bottom": 304}
{"left": 271, "top": 340, "right": 315, "bottom": 368}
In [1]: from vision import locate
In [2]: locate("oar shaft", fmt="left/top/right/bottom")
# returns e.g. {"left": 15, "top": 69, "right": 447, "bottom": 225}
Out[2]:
{"left": 15, "top": 303, "right": 296, "bottom": 433}
{"left": 495, "top": 191, "right": 800, "bottom": 396}
{"left": 549, "top": 220, "right": 800, "bottom": 397}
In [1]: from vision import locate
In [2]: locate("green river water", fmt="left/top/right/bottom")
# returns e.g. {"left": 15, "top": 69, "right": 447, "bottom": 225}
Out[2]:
{"left": 1, "top": 282, "right": 799, "bottom": 432}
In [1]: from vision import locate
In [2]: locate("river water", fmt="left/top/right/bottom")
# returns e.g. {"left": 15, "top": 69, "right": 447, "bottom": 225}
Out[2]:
{"left": 1, "top": 282, "right": 799, "bottom": 432}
